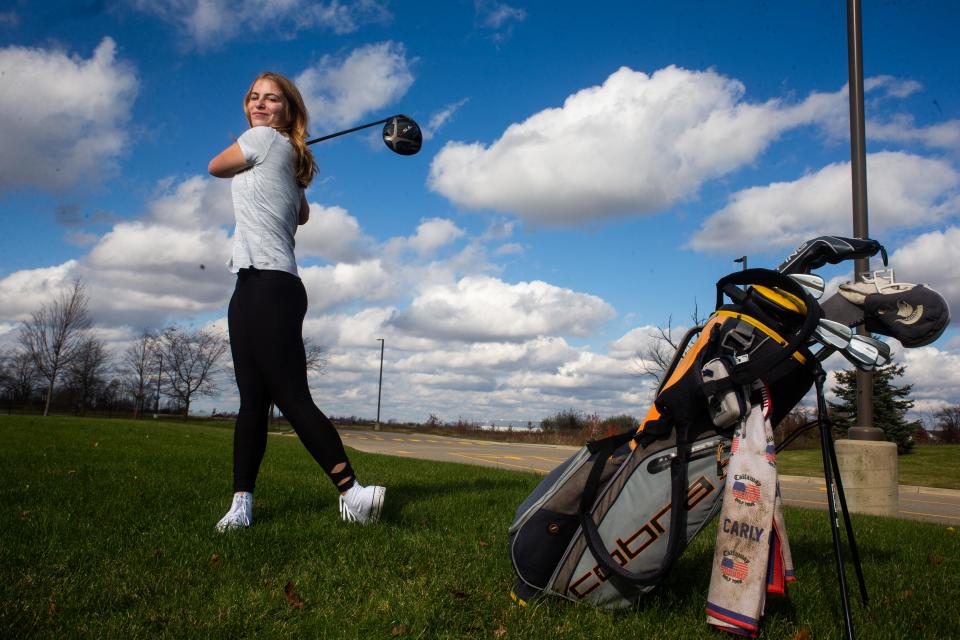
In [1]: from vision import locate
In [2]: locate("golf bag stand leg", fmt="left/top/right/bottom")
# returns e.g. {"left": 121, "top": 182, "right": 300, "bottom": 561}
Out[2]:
{"left": 814, "top": 367, "right": 858, "bottom": 640}
{"left": 825, "top": 423, "right": 870, "bottom": 606}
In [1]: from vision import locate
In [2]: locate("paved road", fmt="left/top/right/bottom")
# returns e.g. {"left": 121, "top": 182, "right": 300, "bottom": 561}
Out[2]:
{"left": 334, "top": 428, "right": 960, "bottom": 526}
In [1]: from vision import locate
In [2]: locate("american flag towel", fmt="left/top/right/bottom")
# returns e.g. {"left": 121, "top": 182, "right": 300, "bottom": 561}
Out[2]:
{"left": 706, "top": 385, "right": 794, "bottom": 637}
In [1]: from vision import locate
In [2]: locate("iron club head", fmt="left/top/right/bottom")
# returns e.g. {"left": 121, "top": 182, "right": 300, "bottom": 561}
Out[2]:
{"left": 788, "top": 273, "right": 825, "bottom": 299}
{"left": 840, "top": 335, "right": 882, "bottom": 371}
{"left": 812, "top": 318, "right": 853, "bottom": 351}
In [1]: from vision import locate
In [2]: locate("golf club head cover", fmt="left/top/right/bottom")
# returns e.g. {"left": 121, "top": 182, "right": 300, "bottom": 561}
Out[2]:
{"left": 825, "top": 281, "right": 950, "bottom": 347}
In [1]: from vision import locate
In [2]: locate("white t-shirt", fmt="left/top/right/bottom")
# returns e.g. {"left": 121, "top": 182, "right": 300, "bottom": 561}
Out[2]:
{"left": 228, "top": 126, "right": 302, "bottom": 276}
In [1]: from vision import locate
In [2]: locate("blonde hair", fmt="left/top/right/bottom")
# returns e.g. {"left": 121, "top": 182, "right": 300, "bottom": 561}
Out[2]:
{"left": 244, "top": 72, "right": 318, "bottom": 188}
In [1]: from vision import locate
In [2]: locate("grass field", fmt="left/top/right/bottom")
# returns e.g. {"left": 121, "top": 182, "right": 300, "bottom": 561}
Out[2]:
{"left": 2, "top": 416, "right": 957, "bottom": 639}
{"left": 778, "top": 445, "right": 960, "bottom": 490}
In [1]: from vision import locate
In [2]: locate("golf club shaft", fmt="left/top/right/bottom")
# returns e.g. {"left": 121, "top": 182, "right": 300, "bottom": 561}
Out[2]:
{"left": 306, "top": 117, "right": 392, "bottom": 145}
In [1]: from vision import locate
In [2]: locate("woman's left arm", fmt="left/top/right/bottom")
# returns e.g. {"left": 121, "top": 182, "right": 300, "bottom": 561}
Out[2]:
{"left": 208, "top": 142, "right": 249, "bottom": 178}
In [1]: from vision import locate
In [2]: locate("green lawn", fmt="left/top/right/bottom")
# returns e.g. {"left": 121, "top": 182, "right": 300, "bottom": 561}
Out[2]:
{"left": 1, "top": 416, "right": 957, "bottom": 639}
{"left": 778, "top": 445, "right": 960, "bottom": 490}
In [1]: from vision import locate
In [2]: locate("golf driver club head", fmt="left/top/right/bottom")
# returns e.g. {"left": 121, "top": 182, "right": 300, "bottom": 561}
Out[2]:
{"left": 382, "top": 115, "right": 422, "bottom": 155}
{"left": 840, "top": 335, "right": 882, "bottom": 371}
{"left": 788, "top": 273, "right": 825, "bottom": 299}
{"left": 812, "top": 318, "right": 853, "bottom": 351}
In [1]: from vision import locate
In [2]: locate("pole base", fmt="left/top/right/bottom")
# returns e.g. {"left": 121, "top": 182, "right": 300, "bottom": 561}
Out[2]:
{"left": 835, "top": 439, "right": 898, "bottom": 516}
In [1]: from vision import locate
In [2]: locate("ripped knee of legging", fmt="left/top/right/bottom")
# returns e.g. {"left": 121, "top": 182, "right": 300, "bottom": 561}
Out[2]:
{"left": 330, "top": 461, "right": 356, "bottom": 492}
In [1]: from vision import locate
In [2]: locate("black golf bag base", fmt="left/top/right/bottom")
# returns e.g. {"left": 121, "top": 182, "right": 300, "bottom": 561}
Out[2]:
{"left": 510, "top": 580, "right": 541, "bottom": 607}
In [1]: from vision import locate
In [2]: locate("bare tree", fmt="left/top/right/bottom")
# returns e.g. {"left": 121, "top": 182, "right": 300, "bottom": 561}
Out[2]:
{"left": 19, "top": 279, "right": 92, "bottom": 416}
{"left": 634, "top": 303, "right": 706, "bottom": 388}
{"left": 118, "top": 329, "right": 158, "bottom": 418}
{"left": 304, "top": 338, "right": 328, "bottom": 374}
{"left": 1, "top": 349, "right": 40, "bottom": 406}
{"left": 157, "top": 325, "right": 229, "bottom": 419}
{"left": 64, "top": 335, "right": 109, "bottom": 416}
{"left": 933, "top": 405, "right": 960, "bottom": 444}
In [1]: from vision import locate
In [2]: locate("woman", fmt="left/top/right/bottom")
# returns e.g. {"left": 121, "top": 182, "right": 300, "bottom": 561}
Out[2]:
{"left": 208, "top": 72, "right": 384, "bottom": 530}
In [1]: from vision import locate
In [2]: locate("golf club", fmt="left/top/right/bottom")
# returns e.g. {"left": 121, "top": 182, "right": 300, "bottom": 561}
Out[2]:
{"left": 854, "top": 334, "right": 891, "bottom": 365}
{"left": 839, "top": 335, "right": 882, "bottom": 371}
{"left": 789, "top": 273, "right": 825, "bottom": 299}
{"left": 306, "top": 114, "right": 423, "bottom": 155}
{"left": 812, "top": 318, "right": 853, "bottom": 351}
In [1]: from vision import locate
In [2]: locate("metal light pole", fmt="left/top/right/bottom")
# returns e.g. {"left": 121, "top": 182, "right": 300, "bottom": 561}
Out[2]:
{"left": 154, "top": 353, "right": 163, "bottom": 416}
{"left": 734, "top": 256, "right": 748, "bottom": 271}
{"left": 846, "top": 0, "right": 882, "bottom": 441}
{"left": 375, "top": 338, "right": 384, "bottom": 431}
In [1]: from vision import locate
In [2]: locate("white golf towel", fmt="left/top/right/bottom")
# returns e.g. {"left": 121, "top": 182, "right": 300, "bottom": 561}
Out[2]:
{"left": 706, "top": 387, "right": 794, "bottom": 637}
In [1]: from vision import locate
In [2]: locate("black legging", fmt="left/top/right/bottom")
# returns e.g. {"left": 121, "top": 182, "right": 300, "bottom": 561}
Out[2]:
{"left": 227, "top": 267, "right": 355, "bottom": 493}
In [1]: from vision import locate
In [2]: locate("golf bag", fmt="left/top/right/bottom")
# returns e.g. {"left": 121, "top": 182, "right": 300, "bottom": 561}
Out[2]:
{"left": 509, "top": 269, "right": 822, "bottom": 609}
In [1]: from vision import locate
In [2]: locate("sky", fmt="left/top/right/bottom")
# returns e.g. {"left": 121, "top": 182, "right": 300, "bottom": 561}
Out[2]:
{"left": 1, "top": 0, "right": 958, "bottom": 425}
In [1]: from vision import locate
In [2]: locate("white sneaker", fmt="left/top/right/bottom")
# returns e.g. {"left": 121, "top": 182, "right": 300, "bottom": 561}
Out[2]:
{"left": 216, "top": 492, "right": 253, "bottom": 531}
{"left": 339, "top": 484, "right": 385, "bottom": 525}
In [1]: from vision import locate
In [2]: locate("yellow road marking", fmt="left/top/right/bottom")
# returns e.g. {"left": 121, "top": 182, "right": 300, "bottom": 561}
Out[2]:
{"left": 449, "top": 452, "right": 544, "bottom": 473}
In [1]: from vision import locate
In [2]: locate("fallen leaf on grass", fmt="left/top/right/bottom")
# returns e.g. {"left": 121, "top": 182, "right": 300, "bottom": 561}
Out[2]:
{"left": 209, "top": 553, "right": 220, "bottom": 568}
{"left": 449, "top": 589, "right": 470, "bottom": 600}
{"left": 901, "top": 588, "right": 915, "bottom": 598}
{"left": 284, "top": 582, "right": 305, "bottom": 609}
{"left": 478, "top": 540, "right": 489, "bottom": 548}
{"left": 49, "top": 597, "right": 57, "bottom": 615}
{"left": 929, "top": 555, "right": 945, "bottom": 566}
{"left": 20, "top": 511, "right": 29, "bottom": 520}
{"left": 493, "top": 623, "right": 507, "bottom": 638}
{"left": 391, "top": 623, "right": 408, "bottom": 636}
{"left": 791, "top": 627, "right": 813, "bottom": 640}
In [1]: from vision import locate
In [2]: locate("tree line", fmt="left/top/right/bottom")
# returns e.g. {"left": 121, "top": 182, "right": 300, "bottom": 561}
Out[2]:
{"left": 1, "top": 279, "right": 229, "bottom": 418}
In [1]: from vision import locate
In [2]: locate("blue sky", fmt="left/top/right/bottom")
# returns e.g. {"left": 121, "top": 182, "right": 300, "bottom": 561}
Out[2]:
{"left": 1, "top": 0, "right": 958, "bottom": 423}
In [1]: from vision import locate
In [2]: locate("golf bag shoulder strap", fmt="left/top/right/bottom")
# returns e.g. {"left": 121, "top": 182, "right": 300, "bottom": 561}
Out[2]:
{"left": 714, "top": 268, "right": 821, "bottom": 386}
{"left": 577, "top": 429, "right": 688, "bottom": 586}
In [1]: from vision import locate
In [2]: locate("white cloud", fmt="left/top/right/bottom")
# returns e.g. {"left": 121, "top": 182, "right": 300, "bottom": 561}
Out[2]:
{"left": 0, "top": 261, "right": 80, "bottom": 322}
{"left": 689, "top": 151, "right": 960, "bottom": 253}
{"left": 130, "top": 0, "right": 391, "bottom": 49}
{"left": 888, "top": 227, "right": 960, "bottom": 313}
{"left": 428, "top": 65, "right": 837, "bottom": 225}
{"left": 0, "top": 37, "right": 137, "bottom": 193}
{"left": 406, "top": 218, "right": 466, "bottom": 256}
{"left": 869, "top": 114, "right": 960, "bottom": 151}
{"left": 146, "top": 176, "right": 234, "bottom": 228}
{"left": 390, "top": 275, "right": 615, "bottom": 341}
{"left": 475, "top": 1, "right": 526, "bottom": 43}
{"left": 902, "top": 346, "right": 960, "bottom": 405}
{"left": 296, "top": 204, "right": 374, "bottom": 263}
{"left": 296, "top": 41, "right": 415, "bottom": 130}
{"left": 300, "top": 260, "right": 395, "bottom": 312}
{"left": 424, "top": 98, "right": 469, "bottom": 140}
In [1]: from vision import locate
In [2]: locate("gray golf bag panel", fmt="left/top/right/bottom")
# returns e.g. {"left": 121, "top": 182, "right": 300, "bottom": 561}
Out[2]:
{"left": 549, "top": 434, "right": 729, "bottom": 607}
